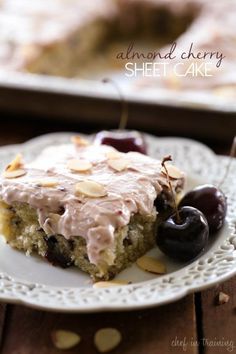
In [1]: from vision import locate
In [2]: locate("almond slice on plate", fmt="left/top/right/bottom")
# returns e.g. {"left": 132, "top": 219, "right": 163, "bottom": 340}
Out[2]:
{"left": 71, "top": 135, "right": 89, "bottom": 147}
{"left": 218, "top": 291, "right": 230, "bottom": 305}
{"left": 34, "top": 178, "right": 58, "bottom": 187}
{"left": 75, "top": 180, "right": 107, "bottom": 198}
{"left": 161, "top": 164, "right": 182, "bottom": 179}
{"left": 94, "top": 328, "right": 122, "bottom": 353}
{"left": 5, "top": 153, "right": 23, "bottom": 172}
{"left": 136, "top": 256, "right": 166, "bottom": 274}
{"left": 93, "top": 280, "right": 130, "bottom": 289}
{"left": 51, "top": 330, "right": 81, "bottom": 350}
{"left": 67, "top": 159, "right": 92, "bottom": 172}
{"left": 107, "top": 158, "right": 129, "bottom": 172}
{"left": 3, "top": 169, "right": 26, "bottom": 179}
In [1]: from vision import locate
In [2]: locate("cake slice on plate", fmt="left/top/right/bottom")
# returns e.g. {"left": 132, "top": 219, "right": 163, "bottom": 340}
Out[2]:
{"left": 0, "top": 137, "right": 185, "bottom": 280}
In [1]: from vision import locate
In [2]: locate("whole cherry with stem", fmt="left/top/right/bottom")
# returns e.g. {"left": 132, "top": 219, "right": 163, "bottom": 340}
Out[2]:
{"left": 156, "top": 156, "right": 209, "bottom": 262}
{"left": 94, "top": 78, "right": 147, "bottom": 154}
{"left": 179, "top": 136, "right": 236, "bottom": 234}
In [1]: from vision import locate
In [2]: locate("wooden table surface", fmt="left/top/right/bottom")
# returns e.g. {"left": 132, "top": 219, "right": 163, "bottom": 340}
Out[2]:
{"left": 0, "top": 118, "right": 235, "bottom": 354}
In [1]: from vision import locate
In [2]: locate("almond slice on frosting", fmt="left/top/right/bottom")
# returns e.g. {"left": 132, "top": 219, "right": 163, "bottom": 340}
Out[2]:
{"left": 34, "top": 178, "right": 58, "bottom": 187}
{"left": 51, "top": 330, "right": 81, "bottom": 350}
{"left": 106, "top": 151, "right": 122, "bottom": 160}
{"left": 136, "top": 256, "right": 166, "bottom": 274}
{"left": 3, "top": 169, "right": 26, "bottom": 179}
{"left": 48, "top": 213, "right": 61, "bottom": 223}
{"left": 71, "top": 135, "right": 89, "bottom": 146}
{"left": 94, "top": 328, "right": 122, "bottom": 353}
{"left": 75, "top": 180, "right": 107, "bottom": 198}
{"left": 5, "top": 153, "right": 24, "bottom": 172}
{"left": 107, "top": 158, "right": 129, "bottom": 172}
{"left": 161, "top": 164, "right": 182, "bottom": 179}
{"left": 67, "top": 158, "right": 92, "bottom": 172}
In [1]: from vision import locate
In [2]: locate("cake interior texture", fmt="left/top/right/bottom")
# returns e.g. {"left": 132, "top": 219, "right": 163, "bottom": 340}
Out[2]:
{"left": 0, "top": 201, "right": 158, "bottom": 280}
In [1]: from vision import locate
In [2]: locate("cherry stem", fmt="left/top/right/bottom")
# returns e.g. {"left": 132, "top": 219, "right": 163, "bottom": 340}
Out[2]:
{"left": 102, "top": 78, "right": 128, "bottom": 130}
{"left": 218, "top": 136, "right": 236, "bottom": 189}
{"left": 161, "top": 155, "right": 181, "bottom": 224}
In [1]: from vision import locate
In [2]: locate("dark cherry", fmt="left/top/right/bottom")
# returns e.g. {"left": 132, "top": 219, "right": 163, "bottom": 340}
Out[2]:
{"left": 44, "top": 236, "right": 73, "bottom": 268}
{"left": 154, "top": 193, "right": 172, "bottom": 213}
{"left": 94, "top": 130, "right": 147, "bottom": 154}
{"left": 179, "top": 184, "right": 227, "bottom": 234}
{"left": 156, "top": 206, "right": 209, "bottom": 262}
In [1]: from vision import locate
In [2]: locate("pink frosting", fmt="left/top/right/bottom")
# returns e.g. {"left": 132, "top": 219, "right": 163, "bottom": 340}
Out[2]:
{"left": 0, "top": 143, "right": 185, "bottom": 266}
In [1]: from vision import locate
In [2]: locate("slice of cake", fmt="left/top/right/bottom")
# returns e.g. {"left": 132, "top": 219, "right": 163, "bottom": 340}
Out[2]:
{"left": 0, "top": 137, "right": 185, "bottom": 280}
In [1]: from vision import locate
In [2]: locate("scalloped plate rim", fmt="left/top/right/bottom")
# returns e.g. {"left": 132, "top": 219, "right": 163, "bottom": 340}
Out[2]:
{"left": 0, "top": 132, "right": 235, "bottom": 313}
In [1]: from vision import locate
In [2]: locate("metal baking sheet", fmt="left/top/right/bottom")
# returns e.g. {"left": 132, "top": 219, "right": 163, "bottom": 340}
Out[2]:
{"left": 0, "top": 71, "right": 235, "bottom": 115}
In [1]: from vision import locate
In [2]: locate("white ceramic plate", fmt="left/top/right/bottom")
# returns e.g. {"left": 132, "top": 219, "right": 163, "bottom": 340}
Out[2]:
{"left": 0, "top": 132, "right": 235, "bottom": 313}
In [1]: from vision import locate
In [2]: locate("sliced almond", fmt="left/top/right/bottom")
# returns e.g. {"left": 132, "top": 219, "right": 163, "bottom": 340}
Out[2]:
{"left": 93, "top": 280, "right": 130, "bottom": 289}
{"left": 106, "top": 151, "right": 122, "bottom": 160}
{"left": 161, "top": 164, "right": 182, "bottom": 179}
{"left": 5, "top": 153, "right": 23, "bottom": 172}
{"left": 94, "top": 328, "right": 122, "bottom": 353}
{"left": 67, "top": 159, "right": 92, "bottom": 172}
{"left": 3, "top": 169, "right": 26, "bottom": 179}
{"left": 71, "top": 135, "right": 89, "bottom": 147}
{"left": 136, "top": 256, "right": 166, "bottom": 274}
{"left": 75, "top": 180, "right": 107, "bottom": 198}
{"left": 49, "top": 213, "right": 61, "bottom": 222}
{"left": 218, "top": 292, "right": 230, "bottom": 305}
{"left": 44, "top": 213, "right": 61, "bottom": 235}
{"left": 107, "top": 158, "right": 129, "bottom": 172}
{"left": 214, "top": 86, "right": 235, "bottom": 98}
{"left": 34, "top": 178, "right": 58, "bottom": 187}
{"left": 166, "top": 74, "right": 181, "bottom": 90}
{"left": 51, "top": 330, "right": 81, "bottom": 350}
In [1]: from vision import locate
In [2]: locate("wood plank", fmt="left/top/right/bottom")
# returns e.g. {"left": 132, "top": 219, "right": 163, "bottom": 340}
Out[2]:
{"left": 0, "top": 304, "right": 7, "bottom": 347}
{"left": 201, "top": 276, "right": 236, "bottom": 354}
{"left": 1, "top": 294, "right": 197, "bottom": 354}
